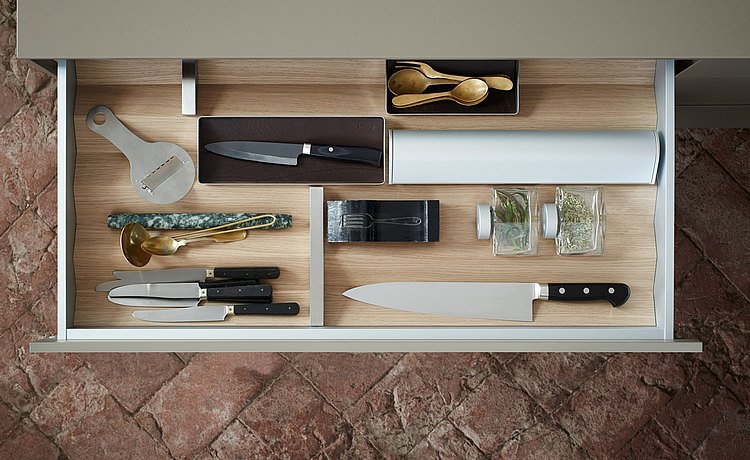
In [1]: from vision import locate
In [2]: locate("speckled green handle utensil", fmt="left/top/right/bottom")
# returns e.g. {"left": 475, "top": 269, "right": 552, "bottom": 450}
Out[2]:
{"left": 107, "top": 213, "right": 292, "bottom": 230}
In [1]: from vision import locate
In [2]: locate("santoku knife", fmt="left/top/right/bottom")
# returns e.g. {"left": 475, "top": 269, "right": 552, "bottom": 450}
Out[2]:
{"left": 132, "top": 303, "right": 300, "bottom": 322}
{"left": 343, "top": 282, "right": 630, "bottom": 321}
{"left": 108, "top": 282, "right": 272, "bottom": 307}
{"left": 205, "top": 141, "right": 382, "bottom": 167}
{"left": 96, "top": 267, "right": 280, "bottom": 291}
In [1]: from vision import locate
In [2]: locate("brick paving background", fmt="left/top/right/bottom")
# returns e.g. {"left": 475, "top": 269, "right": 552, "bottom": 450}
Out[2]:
{"left": 2, "top": 2, "right": 750, "bottom": 458}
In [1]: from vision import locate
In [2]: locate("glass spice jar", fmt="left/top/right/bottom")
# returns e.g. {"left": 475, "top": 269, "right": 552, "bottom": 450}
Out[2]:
{"left": 477, "top": 187, "right": 538, "bottom": 256}
{"left": 541, "top": 186, "right": 605, "bottom": 256}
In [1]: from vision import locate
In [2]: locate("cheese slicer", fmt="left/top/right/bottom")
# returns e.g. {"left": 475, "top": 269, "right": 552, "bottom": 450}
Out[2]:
{"left": 86, "top": 105, "right": 195, "bottom": 204}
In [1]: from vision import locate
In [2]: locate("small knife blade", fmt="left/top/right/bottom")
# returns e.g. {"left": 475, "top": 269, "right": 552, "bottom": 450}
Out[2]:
{"left": 343, "top": 282, "right": 630, "bottom": 321}
{"left": 205, "top": 141, "right": 382, "bottom": 167}
{"left": 107, "top": 295, "right": 201, "bottom": 308}
{"left": 109, "top": 282, "right": 272, "bottom": 302}
{"left": 97, "top": 277, "right": 262, "bottom": 292}
{"left": 96, "top": 266, "right": 280, "bottom": 291}
{"left": 132, "top": 303, "right": 300, "bottom": 322}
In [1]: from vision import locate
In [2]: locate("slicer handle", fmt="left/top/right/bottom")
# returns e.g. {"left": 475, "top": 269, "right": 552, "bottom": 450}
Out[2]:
{"left": 206, "top": 284, "right": 272, "bottom": 302}
{"left": 85, "top": 105, "right": 149, "bottom": 162}
{"left": 213, "top": 267, "right": 280, "bottom": 280}
{"left": 309, "top": 145, "right": 382, "bottom": 167}
{"left": 232, "top": 303, "right": 300, "bottom": 315}
{"left": 547, "top": 283, "right": 630, "bottom": 307}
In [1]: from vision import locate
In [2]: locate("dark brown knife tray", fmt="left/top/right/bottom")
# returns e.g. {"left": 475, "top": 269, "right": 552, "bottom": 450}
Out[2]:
{"left": 385, "top": 60, "right": 519, "bottom": 115}
{"left": 198, "top": 116, "right": 385, "bottom": 184}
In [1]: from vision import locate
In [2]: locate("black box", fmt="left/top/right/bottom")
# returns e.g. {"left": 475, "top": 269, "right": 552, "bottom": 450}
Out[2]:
{"left": 327, "top": 200, "right": 440, "bottom": 243}
{"left": 386, "top": 60, "right": 519, "bottom": 115}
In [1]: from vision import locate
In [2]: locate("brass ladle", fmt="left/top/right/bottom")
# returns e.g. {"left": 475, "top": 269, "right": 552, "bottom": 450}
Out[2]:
{"left": 391, "top": 78, "right": 489, "bottom": 108}
{"left": 121, "top": 214, "right": 277, "bottom": 266}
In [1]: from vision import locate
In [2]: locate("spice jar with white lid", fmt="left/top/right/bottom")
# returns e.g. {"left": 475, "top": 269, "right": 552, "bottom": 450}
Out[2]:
{"left": 477, "top": 187, "right": 538, "bottom": 256}
{"left": 541, "top": 186, "right": 605, "bottom": 256}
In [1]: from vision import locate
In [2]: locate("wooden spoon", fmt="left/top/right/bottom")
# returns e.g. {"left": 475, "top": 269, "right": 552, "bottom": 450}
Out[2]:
{"left": 391, "top": 78, "right": 489, "bottom": 108}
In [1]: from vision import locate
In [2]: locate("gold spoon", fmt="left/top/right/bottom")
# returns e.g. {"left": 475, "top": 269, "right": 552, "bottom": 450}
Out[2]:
{"left": 140, "top": 230, "right": 247, "bottom": 256}
{"left": 391, "top": 78, "right": 489, "bottom": 108}
{"left": 120, "top": 223, "right": 248, "bottom": 267}
{"left": 388, "top": 68, "right": 513, "bottom": 95}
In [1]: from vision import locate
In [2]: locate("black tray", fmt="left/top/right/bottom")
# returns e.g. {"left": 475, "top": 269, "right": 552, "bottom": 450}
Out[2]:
{"left": 385, "top": 60, "right": 519, "bottom": 115}
{"left": 198, "top": 117, "right": 385, "bottom": 184}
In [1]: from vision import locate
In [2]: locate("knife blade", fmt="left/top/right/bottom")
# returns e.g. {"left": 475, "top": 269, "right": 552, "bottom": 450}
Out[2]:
{"left": 109, "top": 282, "right": 272, "bottom": 303}
{"left": 96, "top": 267, "right": 280, "bottom": 291}
{"left": 132, "top": 303, "right": 300, "bottom": 322}
{"left": 97, "top": 278, "right": 260, "bottom": 292}
{"left": 205, "top": 141, "right": 382, "bottom": 167}
{"left": 108, "top": 295, "right": 203, "bottom": 308}
{"left": 343, "top": 282, "right": 630, "bottom": 321}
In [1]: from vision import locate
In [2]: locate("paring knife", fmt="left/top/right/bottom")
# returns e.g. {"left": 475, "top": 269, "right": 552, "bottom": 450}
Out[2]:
{"left": 343, "top": 282, "right": 630, "bottom": 321}
{"left": 108, "top": 282, "right": 272, "bottom": 307}
{"left": 95, "top": 266, "right": 280, "bottom": 291}
{"left": 132, "top": 303, "right": 300, "bottom": 322}
{"left": 205, "top": 141, "right": 382, "bottom": 167}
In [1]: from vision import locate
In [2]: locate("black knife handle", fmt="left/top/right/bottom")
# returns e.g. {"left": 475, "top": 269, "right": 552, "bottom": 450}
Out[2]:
{"left": 213, "top": 267, "right": 280, "bottom": 280}
{"left": 548, "top": 283, "right": 630, "bottom": 307}
{"left": 232, "top": 303, "right": 300, "bottom": 315}
{"left": 198, "top": 279, "right": 258, "bottom": 289}
{"left": 206, "top": 284, "right": 273, "bottom": 302}
{"left": 309, "top": 145, "right": 382, "bottom": 167}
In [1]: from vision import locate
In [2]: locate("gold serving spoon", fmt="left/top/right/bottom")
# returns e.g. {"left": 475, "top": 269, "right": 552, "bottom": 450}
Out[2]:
{"left": 140, "top": 229, "right": 249, "bottom": 256}
{"left": 120, "top": 214, "right": 277, "bottom": 266}
{"left": 391, "top": 78, "right": 489, "bottom": 108}
{"left": 121, "top": 223, "right": 248, "bottom": 267}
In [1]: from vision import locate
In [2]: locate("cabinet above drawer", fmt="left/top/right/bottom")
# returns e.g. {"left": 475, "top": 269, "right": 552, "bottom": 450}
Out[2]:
{"left": 16, "top": 1, "right": 750, "bottom": 59}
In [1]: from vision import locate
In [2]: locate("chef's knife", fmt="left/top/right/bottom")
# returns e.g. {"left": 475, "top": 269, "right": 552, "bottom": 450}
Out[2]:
{"left": 132, "top": 303, "right": 300, "bottom": 322}
{"left": 109, "top": 282, "right": 272, "bottom": 305}
{"left": 205, "top": 141, "right": 382, "bottom": 167}
{"left": 343, "top": 282, "right": 630, "bottom": 321}
{"left": 96, "top": 267, "right": 280, "bottom": 291}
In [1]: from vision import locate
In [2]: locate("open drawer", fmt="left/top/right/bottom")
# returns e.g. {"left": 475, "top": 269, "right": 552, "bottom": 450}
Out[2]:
{"left": 31, "top": 59, "right": 701, "bottom": 352}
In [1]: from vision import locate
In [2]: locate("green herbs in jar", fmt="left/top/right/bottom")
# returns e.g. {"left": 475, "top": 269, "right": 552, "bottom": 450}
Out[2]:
{"left": 493, "top": 188, "right": 532, "bottom": 252}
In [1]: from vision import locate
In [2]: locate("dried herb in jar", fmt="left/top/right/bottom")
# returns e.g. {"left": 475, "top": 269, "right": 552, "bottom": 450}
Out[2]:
{"left": 558, "top": 190, "right": 595, "bottom": 253}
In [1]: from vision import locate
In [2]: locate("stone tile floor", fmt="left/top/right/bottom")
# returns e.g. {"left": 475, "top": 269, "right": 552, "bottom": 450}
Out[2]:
{"left": 1, "top": 5, "right": 750, "bottom": 459}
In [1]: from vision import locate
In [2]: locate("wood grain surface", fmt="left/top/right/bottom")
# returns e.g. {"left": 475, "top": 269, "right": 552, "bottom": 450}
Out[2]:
{"left": 72, "top": 59, "right": 657, "bottom": 327}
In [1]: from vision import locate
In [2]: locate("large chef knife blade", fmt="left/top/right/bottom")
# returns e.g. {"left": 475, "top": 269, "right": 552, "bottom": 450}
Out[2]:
{"left": 132, "top": 303, "right": 300, "bottom": 322}
{"left": 205, "top": 141, "right": 382, "bottom": 167}
{"left": 343, "top": 282, "right": 630, "bottom": 321}
{"left": 95, "top": 266, "right": 280, "bottom": 291}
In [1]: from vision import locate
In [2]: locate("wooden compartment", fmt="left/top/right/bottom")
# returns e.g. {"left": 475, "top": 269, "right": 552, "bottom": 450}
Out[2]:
{"left": 72, "top": 59, "right": 658, "bottom": 328}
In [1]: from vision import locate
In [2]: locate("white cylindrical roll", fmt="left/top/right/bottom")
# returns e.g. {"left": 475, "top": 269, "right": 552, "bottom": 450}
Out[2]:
{"left": 389, "top": 130, "right": 660, "bottom": 184}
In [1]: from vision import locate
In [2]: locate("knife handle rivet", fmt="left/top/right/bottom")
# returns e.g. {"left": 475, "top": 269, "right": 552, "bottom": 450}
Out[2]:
{"left": 328, "top": 147, "right": 334, "bottom": 152}
{"left": 558, "top": 287, "right": 566, "bottom": 294}
{"left": 583, "top": 287, "right": 590, "bottom": 294}
{"left": 608, "top": 287, "right": 615, "bottom": 294}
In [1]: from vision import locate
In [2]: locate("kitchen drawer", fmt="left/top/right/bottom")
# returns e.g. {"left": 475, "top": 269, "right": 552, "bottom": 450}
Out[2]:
{"left": 31, "top": 59, "right": 701, "bottom": 352}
